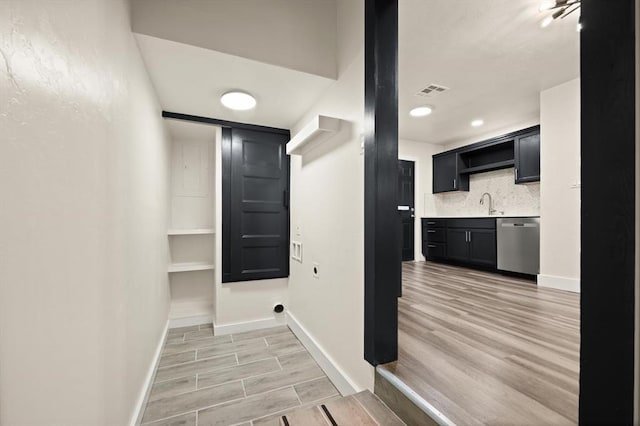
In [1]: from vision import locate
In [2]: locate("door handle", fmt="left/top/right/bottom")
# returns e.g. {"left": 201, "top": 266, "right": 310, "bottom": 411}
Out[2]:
{"left": 468, "top": 231, "right": 471, "bottom": 243}
{"left": 397, "top": 206, "right": 410, "bottom": 211}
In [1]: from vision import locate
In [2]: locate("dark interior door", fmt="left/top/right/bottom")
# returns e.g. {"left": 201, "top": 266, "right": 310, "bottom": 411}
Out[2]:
{"left": 223, "top": 128, "right": 290, "bottom": 282}
{"left": 398, "top": 160, "right": 415, "bottom": 261}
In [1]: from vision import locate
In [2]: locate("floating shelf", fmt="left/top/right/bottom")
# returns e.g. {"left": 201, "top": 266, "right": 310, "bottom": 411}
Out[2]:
{"left": 168, "top": 262, "right": 215, "bottom": 273}
{"left": 168, "top": 228, "right": 215, "bottom": 236}
{"left": 286, "top": 115, "right": 342, "bottom": 156}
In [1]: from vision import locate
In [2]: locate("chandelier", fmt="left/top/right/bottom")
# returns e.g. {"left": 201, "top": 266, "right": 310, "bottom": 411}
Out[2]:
{"left": 539, "top": 0, "right": 582, "bottom": 31}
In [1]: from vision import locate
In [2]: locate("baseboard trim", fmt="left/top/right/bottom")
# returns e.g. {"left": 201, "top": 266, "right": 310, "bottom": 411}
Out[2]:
{"left": 286, "top": 311, "right": 358, "bottom": 396}
{"left": 214, "top": 316, "right": 285, "bottom": 335}
{"left": 537, "top": 274, "right": 581, "bottom": 293}
{"left": 131, "top": 319, "right": 169, "bottom": 426}
{"left": 169, "top": 314, "right": 213, "bottom": 329}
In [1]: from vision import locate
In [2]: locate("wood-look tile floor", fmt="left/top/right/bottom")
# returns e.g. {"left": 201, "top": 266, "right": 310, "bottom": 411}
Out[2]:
{"left": 382, "top": 262, "right": 580, "bottom": 425}
{"left": 141, "top": 325, "right": 342, "bottom": 426}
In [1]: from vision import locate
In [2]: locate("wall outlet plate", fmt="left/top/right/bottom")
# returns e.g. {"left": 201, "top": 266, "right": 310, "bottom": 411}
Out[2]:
{"left": 312, "top": 262, "right": 320, "bottom": 279}
{"left": 291, "top": 241, "right": 303, "bottom": 263}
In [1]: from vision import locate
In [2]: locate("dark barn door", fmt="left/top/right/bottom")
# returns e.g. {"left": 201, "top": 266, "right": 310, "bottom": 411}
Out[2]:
{"left": 398, "top": 160, "right": 415, "bottom": 262}
{"left": 223, "top": 128, "right": 290, "bottom": 283}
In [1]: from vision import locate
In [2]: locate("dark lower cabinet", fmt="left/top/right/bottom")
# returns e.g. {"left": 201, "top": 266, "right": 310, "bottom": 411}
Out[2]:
{"left": 468, "top": 229, "right": 497, "bottom": 267}
{"left": 423, "top": 218, "right": 497, "bottom": 270}
{"left": 446, "top": 229, "right": 470, "bottom": 262}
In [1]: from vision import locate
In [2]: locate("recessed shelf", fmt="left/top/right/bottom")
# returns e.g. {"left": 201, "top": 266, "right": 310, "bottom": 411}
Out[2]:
{"left": 459, "top": 159, "right": 515, "bottom": 175}
{"left": 168, "top": 229, "right": 215, "bottom": 235}
{"left": 286, "top": 115, "right": 342, "bottom": 156}
{"left": 168, "top": 262, "right": 215, "bottom": 273}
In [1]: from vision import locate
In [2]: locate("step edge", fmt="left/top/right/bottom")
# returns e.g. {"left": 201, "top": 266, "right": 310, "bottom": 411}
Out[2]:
{"left": 376, "top": 367, "right": 456, "bottom": 426}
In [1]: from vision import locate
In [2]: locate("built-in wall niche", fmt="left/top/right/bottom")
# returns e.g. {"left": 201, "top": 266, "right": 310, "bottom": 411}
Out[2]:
{"left": 165, "top": 118, "right": 217, "bottom": 324}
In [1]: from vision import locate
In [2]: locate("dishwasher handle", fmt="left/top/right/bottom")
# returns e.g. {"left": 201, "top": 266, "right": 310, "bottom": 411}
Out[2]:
{"left": 500, "top": 223, "right": 538, "bottom": 228}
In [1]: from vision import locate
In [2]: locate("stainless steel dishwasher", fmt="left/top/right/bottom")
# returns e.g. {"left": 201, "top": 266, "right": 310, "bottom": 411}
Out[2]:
{"left": 496, "top": 217, "right": 540, "bottom": 275}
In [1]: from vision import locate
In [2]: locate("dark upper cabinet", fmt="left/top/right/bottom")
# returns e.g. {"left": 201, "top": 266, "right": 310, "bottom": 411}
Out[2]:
{"left": 432, "top": 125, "right": 540, "bottom": 191}
{"left": 514, "top": 131, "right": 540, "bottom": 183}
{"left": 433, "top": 153, "right": 469, "bottom": 193}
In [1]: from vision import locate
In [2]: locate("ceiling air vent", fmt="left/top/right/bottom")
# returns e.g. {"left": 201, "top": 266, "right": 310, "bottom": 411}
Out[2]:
{"left": 417, "top": 83, "right": 450, "bottom": 97}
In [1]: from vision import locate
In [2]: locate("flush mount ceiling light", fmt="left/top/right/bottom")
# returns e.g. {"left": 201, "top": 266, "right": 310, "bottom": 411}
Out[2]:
{"left": 539, "top": 0, "right": 581, "bottom": 31}
{"left": 220, "top": 91, "right": 256, "bottom": 111}
{"left": 471, "top": 119, "right": 484, "bottom": 127}
{"left": 410, "top": 106, "right": 434, "bottom": 117}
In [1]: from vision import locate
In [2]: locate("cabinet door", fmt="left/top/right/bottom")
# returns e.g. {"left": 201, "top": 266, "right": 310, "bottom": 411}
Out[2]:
{"left": 468, "top": 229, "right": 497, "bottom": 267}
{"left": 515, "top": 132, "right": 540, "bottom": 183}
{"left": 446, "top": 229, "right": 469, "bottom": 262}
{"left": 433, "top": 153, "right": 458, "bottom": 193}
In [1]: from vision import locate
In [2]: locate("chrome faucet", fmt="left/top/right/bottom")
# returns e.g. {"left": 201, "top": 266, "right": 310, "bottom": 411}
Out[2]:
{"left": 480, "top": 192, "right": 497, "bottom": 215}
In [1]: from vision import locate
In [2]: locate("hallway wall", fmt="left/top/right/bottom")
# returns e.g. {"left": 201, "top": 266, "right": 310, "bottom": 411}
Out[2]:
{"left": 0, "top": 1, "right": 171, "bottom": 424}
{"left": 287, "top": 0, "right": 374, "bottom": 392}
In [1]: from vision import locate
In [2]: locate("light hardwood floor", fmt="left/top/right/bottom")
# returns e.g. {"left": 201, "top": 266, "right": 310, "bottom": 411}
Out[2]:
{"left": 381, "top": 262, "right": 580, "bottom": 425}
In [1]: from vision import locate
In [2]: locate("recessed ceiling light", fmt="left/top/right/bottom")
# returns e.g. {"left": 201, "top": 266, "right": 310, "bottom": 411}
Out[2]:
{"left": 220, "top": 91, "right": 256, "bottom": 111}
{"left": 471, "top": 119, "right": 484, "bottom": 127}
{"left": 410, "top": 106, "right": 433, "bottom": 117}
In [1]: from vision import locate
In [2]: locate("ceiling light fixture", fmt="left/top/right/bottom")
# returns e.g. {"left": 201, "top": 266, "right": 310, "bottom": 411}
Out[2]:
{"left": 220, "top": 91, "right": 256, "bottom": 111}
{"left": 471, "top": 119, "right": 484, "bottom": 127}
{"left": 410, "top": 106, "right": 433, "bottom": 117}
{"left": 539, "top": 0, "right": 581, "bottom": 30}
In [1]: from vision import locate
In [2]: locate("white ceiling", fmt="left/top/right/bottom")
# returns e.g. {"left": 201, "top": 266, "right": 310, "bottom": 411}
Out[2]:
{"left": 135, "top": 0, "right": 579, "bottom": 146}
{"left": 165, "top": 118, "right": 218, "bottom": 141}
{"left": 399, "top": 0, "right": 579, "bottom": 145}
{"left": 132, "top": 0, "right": 337, "bottom": 79}
{"left": 135, "top": 34, "right": 335, "bottom": 130}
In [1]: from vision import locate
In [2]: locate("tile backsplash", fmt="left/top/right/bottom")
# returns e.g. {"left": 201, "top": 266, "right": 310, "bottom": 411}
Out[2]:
{"left": 432, "top": 168, "right": 540, "bottom": 216}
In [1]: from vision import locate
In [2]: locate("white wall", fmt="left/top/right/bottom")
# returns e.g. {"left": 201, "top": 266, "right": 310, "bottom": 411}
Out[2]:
{"left": 539, "top": 78, "right": 581, "bottom": 292}
{"left": 132, "top": 0, "right": 337, "bottom": 79}
{"left": 286, "top": 0, "right": 374, "bottom": 392}
{"left": 0, "top": 1, "right": 171, "bottom": 424}
{"left": 399, "top": 139, "right": 443, "bottom": 260}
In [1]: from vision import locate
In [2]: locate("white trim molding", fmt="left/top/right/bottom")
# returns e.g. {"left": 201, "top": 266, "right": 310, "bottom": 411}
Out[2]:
{"left": 538, "top": 274, "right": 581, "bottom": 293}
{"left": 131, "top": 320, "right": 169, "bottom": 426}
{"left": 286, "top": 311, "right": 358, "bottom": 396}
{"left": 169, "top": 314, "right": 213, "bottom": 329}
{"left": 214, "top": 316, "right": 286, "bottom": 336}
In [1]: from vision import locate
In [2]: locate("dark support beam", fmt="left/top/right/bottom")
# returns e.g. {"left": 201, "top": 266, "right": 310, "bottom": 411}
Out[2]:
{"left": 364, "top": 0, "right": 399, "bottom": 366}
{"left": 162, "top": 111, "right": 290, "bottom": 135}
{"left": 580, "top": 0, "right": 636, "bottom": 423}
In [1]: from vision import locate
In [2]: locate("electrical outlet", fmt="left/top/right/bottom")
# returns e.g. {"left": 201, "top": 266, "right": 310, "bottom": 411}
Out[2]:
{"left": 312, "top": 262, "right": 320, "bottom": 279}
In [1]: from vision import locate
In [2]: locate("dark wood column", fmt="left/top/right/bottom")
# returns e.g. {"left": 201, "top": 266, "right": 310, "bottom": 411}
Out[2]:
{"left": 579, "top": 0, "right": 636, "bottom": 423}
{"left": 364, "top": 0, "right": 399, "bottom": 366}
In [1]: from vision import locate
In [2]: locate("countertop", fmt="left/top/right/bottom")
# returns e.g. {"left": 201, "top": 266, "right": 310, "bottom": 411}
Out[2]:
{"left": 422, "top": 215, "right": 540, "bottom": 218}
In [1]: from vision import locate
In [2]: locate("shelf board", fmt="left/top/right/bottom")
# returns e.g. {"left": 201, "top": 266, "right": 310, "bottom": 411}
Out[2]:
{"left": 168, "top": 229, "right": 215, "bottom": 236}
{"left": 168, "top": 262, "right": 215, "bottom": 273}
{"left": 286, "top": 115, "right": 342, "bottom": 156}
{"left": 459, "top": 159, "right": 515, "bottom": 175}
